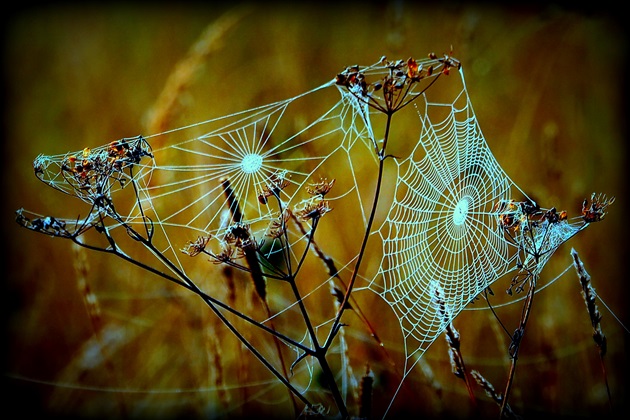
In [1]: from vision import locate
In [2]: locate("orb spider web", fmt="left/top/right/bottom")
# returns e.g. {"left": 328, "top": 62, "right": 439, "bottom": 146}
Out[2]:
{"left": 366, "top": 66, "right": 588, "bottom": 408}
{"left": 16, "top": 55, "right": 599, "bottom": 417}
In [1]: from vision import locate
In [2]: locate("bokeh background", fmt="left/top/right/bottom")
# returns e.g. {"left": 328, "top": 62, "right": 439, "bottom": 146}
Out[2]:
{"left": 3, "top": 2, "right": 628, "bottom": 419}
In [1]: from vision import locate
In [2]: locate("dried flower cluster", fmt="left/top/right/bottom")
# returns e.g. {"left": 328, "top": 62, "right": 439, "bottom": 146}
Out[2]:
{"left": 258, "top": 170, "right": 290, "bottom": 205}
{"left": 182, "top": 173, "right": 334, "bottom": 271}
{"left": 335, "top": 53, "right": 460, "bottom": 113}
{"left": 15, "top": 211, "right": 67, "bottom": 236}
{"left": 294, "top": 197, "right": 332, "bottom": 222}
{"left": 293, "top": 177, "right": 335, "bottom": 222}
{"left": 581, "top": 193, "right": 615, "bottom": 223}
{"left": 55, "top": 136, "right": 152, "bottom": 199}
{"left": 305, "top": 177, "right": 335, "bottom": 197}
{"left": 181, "top": 235, "right": 211, "bottom": 257}
{"left": 495, "top": 199, "right": 568, "bottom": 233}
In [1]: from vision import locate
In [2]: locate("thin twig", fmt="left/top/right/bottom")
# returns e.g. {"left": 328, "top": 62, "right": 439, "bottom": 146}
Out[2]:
{"left": 290, "top": 210, "right": 388, "bottom": 353}
{"left": 500, "top": 273, "right": 536, "bottom": 418}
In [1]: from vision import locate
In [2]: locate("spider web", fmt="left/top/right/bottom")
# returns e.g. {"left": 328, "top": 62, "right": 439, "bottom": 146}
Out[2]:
{"left": 366, "top": 65, "right": 587, "bottom": 405}
{"left": 18, "top": 71, "right": 382, "bottom": 407}
{"left": 17, "top": 56, "right": 590, "bottom": 416}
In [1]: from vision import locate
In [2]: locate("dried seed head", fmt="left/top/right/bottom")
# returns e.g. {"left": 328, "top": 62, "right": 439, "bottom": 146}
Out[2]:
{"left": 258, "top": 170, "right": 290, "bottom": 204}
{"left": 182, "top": 236, "right": 211, "bottom": 257}
{"left": 295, "top": 198, "right": 331, "bottom": 222}
{"left": 223, "top": 223, "right": 260, "bottom": 253}
{"left": 329, "top": 280, "right": 352, "bottom": 310}
{"left": 581, "top": 192, "right": 614, "bottom": 223}
{"left": 306, "top": 177, "right": 335, "bottom": 197}
{"left": 224, "top": 222, "right": 251, "bottom": 243}
{"left": 266, "top": 210, "right": 290, "bottom": 238}
{"left": 213, "top": 242, "right": 237, "bottom": 264}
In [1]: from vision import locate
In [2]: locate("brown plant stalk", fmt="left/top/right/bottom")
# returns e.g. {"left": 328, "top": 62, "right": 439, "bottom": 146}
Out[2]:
{"left": 435, "top": 288, "right": 476, "bottom": 404}
{"left": 571, "top": 248, "right": 612, "bottom": 411}
{"left": 500, "top": 273, "right": 536, "bottom": 418}
{"left": 220, "top": 177, "right": 297, "bottom": 416}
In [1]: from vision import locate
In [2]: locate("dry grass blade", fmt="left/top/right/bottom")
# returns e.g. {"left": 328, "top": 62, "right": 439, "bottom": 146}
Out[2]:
{"left": 435, "top": 287, "right": 475, "bottom": 404}
{"left": 570, "top": 248, "right": 612, "bottom": 411}
{"left": 470, "top": 370, "right": 519, "bottom": 419}
{"left": 570, "top": 248, "right": 607, "bottom": 356}
{"left": 221, "top": 178, "right": 266, "bottom": 302}
{"left": 207, "top": 326, "right": 230, "bottom": 409}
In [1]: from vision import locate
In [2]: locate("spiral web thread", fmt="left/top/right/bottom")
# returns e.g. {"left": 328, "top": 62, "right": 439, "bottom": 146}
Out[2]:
{"left": 369, "top": 68, "right": 587, "bottom": 394}
{"left": 16, "top": 56, "right": 592, "bottom": 414}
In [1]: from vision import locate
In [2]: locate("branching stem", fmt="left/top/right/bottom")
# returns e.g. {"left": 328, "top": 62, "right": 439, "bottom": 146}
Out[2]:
{"left": 325, "top": 110, "right": 393, "bottom": 353}
{"left": 500, "top": 273, "right": 537, "bottom": 418}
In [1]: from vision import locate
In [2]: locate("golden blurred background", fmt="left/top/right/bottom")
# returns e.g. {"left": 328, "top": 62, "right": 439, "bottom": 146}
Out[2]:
{"left": 3, "top": 2, "right": 628, "bottom": 419}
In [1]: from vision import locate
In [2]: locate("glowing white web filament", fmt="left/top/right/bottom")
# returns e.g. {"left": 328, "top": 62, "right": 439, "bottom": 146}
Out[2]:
{"left": 453, "top": 198, "right": 469, "bottom": 225}
{"left": 241, "top": 153, "right": 263, "bottom": 174}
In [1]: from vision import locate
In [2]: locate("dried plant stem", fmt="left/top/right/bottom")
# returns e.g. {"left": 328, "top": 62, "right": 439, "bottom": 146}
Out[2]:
{"left": 219, "top": 180, "right": 348, "bottom": 417}
{"left": 284, "top": 215, "right": 349, "bottom": 419}
{"left": 290, "top": 211, "right": 390, "bottom": 356}
{"left": 72, "top": 206, "right": 313, "bottom": 409}
{"left": 571, "top": 248, "right": 612, "bottom": 411}
{"left": 326, "top": 110, "right": 394, "bottom": 352}
{"left": 500, "top": 274, "right": 537, "bottom": 418}
{"left": 436, "top": 287, "right": 476, "bottom": 405}
{"left": 221, "top": 178, "right": 297, "bottom": 416}
{"left": 326, "top": 70, "right": 446, "bottom": 356}
{"left": 445, "top": 322, "right": 476, "bottom": 404}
